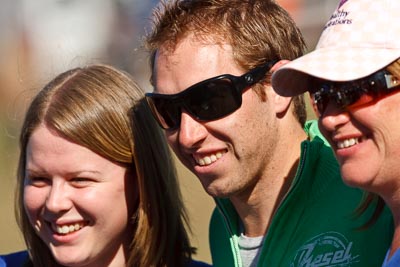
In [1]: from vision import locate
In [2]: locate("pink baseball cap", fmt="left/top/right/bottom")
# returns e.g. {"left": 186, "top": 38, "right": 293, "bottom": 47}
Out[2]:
{"left": 272, "top": 0, "right": 400, "bottom": 96}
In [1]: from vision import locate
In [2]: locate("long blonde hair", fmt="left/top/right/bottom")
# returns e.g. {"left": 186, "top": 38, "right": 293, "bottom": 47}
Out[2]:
{"left": 16, "top": 64, "right": 193, "bottom": 266}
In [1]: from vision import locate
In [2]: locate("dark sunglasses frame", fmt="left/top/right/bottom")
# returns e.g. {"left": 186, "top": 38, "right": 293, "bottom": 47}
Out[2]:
{"left": 311, "top": 69, "right": 400, "bottom": 115}
{"left": 146, "top": 60, "right": 277, "bottom": 130}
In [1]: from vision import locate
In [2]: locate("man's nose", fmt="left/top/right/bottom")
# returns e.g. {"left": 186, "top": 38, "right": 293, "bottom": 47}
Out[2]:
{"left": 177, "top": 111, "right": 208, "bottom": 149}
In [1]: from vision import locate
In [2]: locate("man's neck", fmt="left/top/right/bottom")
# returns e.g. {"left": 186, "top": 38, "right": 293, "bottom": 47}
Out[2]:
{"left": 230, "top": 160, "right": 299, "bottom": 237}
{"left": 230, "top": 126, "right": 306, "bottom": 237}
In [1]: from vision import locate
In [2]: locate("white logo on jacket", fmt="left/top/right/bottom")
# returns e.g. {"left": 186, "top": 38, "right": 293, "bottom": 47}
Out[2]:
{"left": 291, "top": 232, "right": 360, "bottom": 267}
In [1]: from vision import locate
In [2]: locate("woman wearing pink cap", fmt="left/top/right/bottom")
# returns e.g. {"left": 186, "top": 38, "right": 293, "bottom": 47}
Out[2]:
{"left": 273, "top": 0, "right": 400, "bottom": 266}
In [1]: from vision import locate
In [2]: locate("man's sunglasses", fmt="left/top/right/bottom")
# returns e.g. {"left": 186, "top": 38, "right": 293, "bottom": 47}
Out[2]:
{"left": 311, "top": 69, "right": 400, "bottom": 116}
{"left": 145, "top": 61, "right": 276, "bottom": 130}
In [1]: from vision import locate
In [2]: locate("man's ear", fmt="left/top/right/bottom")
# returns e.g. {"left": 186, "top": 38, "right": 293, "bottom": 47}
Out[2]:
{"left": 270, "top": 60, "right": 292, "bottom": 114}
{"left": 271, "top": 89, "right": 292, "bottom": 114}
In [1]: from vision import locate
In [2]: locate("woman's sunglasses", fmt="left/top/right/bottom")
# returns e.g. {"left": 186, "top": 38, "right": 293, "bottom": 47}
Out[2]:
{"left": 145, "top": 61, "right": 276, "bottom": 130}
{"left": 311, "top": 70, "right": 400, "bottom": 116}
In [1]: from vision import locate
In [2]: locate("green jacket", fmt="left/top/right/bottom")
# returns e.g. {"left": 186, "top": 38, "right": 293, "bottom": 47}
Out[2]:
{"left": 209, "top": 121, "right": 393, "bottom": 267}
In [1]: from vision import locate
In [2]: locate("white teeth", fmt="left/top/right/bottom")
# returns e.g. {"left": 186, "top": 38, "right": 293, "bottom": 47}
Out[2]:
{"left": 337, "top": 138, "right": 359, "bottom": 149}
{"left": 196, "top": 152, "right": 223, "bottom": 166}
{"left": 54, "top": 223, "right": 84, "bottom": 235}
{"left": 61, "top": 225, "right": 69, "bottom": 234}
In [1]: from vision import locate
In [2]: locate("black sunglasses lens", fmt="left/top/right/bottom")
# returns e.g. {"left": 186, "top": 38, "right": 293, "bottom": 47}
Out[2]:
{"left": 314, "top": 88, "right": 365, "bottom": 115}
{"left": 186, "top": 78, "right": 241, "bottom": 120}
{"left": 335, "top": 89, "right": 357, "bottom": 108}
{"left": 147, "top": 97, "right": 181, "bottom": 129}
{"left": 146, "top": 61, "right": 271, "bottom": 129}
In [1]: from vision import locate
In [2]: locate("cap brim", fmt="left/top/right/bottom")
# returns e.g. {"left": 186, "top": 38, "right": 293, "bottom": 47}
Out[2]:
{"left": 272, "top": 47, "right": 400, "bottom": 96}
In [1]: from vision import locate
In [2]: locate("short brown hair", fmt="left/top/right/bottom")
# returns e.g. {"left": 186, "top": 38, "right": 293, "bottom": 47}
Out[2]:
{"left": 146, "top": 0, "right": 308, "bottom": 126}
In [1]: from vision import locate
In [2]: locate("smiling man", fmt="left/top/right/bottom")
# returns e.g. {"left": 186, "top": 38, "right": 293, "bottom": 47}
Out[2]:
{"left": 145, "top": 0, "right": 393, "bottom": 266}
